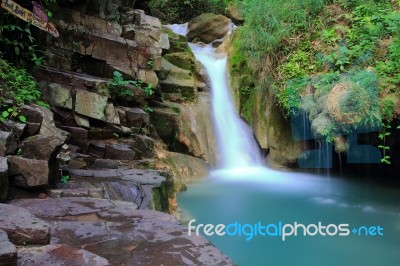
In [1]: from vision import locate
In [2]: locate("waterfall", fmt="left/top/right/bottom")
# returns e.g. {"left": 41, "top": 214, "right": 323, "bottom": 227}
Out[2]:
{"left": 168, "top": 24, "right": 263, "bottom": 169}
{"left": 190, "top": 44, "right": 263, "bottom": 169}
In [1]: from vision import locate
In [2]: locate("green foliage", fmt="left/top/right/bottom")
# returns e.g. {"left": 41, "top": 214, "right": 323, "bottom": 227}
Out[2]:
{"left": 148, "top": 0, "right": 228, "bottom": 23}
{"left": 0, "top": 107, "right": 27, "bottom": 123}
{"left": 60, "top": 175, "right": 70, "bottom": 183}
{"left": 144, "top": 104, "right": 154, "bottom": 114}
{"left": 0, "top": 57, "right": 43, "bottom": 106}
{"left": 107, "top": 71, "right": 154, "bottom": 98}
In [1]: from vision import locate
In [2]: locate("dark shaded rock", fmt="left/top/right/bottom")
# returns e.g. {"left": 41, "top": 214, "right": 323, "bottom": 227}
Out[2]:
{"left": 132, "top": 134, "right": 156, "bottom": 158}
{"left": 8, "top": 157, "right": 49, "bottom": 188}
{"left": 59, "top": 126, "right": 89, "bottom": 151}
{"left": 0, "top": 131, "right": 17, "bottom": 157}
{"left": 18, "top": 105, "right": 44, "bottom": 124}
{"left": 92, "top": 159, "right": 119, "bottom": 169}
{"left": 0, "top": 157, "right": 8, "bottom": 202}
{"left": 0, "top": 229, "right": 17, "bottom": 266}
{"left": 18, "top": 244, "right": 109, "bottom": 266}
{"left": 0, "top": 204, "right": 50, "bottom": 245}
{"left": 104, "top": 144, "right": 136, "bottom": 160}
{"left": 150, "top": 108, "right": 180, "bottom": 147}
{"left": 1, "top": 121, "right": 25, "bottom": 138}
{"left": 9, "top": 198, "right": 233, "bottom": 265}
{"left": 88, "top": 128, "right": 115, "bottom": 140}
{"left": 23, "top": 122, "right": 41, "bottom": 137}
{"left": 88, "top": 143, "right": 106, "bottom": 158}
{"left": 117, "top": 107, "right": 149, "bottom": 129}
{"left": 187, "top": 13, "right": 230, "bottom": 44}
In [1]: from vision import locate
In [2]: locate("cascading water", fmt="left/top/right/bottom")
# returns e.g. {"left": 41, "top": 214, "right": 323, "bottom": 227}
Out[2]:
{"left": 168, "top": 23, "right": 263, "bottom": 169}
{"left": 190, "top": 44, "right": 263, "bottom": 169}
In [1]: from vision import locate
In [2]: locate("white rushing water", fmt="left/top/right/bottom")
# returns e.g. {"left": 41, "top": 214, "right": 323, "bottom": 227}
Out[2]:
{"left": 167, "top": 24, "right": 263, "bottom": 169}
{"left": 190, "top": 44, "right": 263, "bottom": 169}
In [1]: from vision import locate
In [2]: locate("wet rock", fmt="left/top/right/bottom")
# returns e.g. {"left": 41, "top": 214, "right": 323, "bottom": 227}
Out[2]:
{"left": 88, "top": 128, "right": 115, "bottom": 140}
{"left": 0, "top": 157, "right": 8, "bottom": 202}
{"left": 104, "top": 144, "right": 136, "bottom": 160}
{"left": 9, "top": 198, "right": 233, "bottom": 265}
{"left": 150, "top": 108, "right": 180, "bottom": 148}
{"left": 23, "top": 122, "right": 41, "bottom": 137}
{"left": 92, "top": 159, "right": 119, "bottom": 169}
{"left": 0, "top": 131, "right": 17, "bottom": 157}
{"left": 18, "top": 244, "right": 109, "bottom": 266}
{"left": 187, "top": 13, "right": 230, "bottom": 44}
{"left": 0, "top": 204, "right": 50, "bottom": 245}
{"left": 8, "top": 157, "right": 49, "bottom": 188}
{"left": 0, "top": 229, "right": 17, "bottom": 266}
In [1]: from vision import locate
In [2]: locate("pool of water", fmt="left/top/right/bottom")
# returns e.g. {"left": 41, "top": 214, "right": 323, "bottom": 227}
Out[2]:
{"left": 178, "top": 168, "right": 400, "bottom": 266}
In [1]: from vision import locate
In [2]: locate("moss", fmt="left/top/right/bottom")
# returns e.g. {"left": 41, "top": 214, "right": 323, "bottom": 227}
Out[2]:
{"left": 163, "top": 52, "right": 196, "bottom": 71}
{"left": 241, "top": 89, "right": 256, "bottom": 125}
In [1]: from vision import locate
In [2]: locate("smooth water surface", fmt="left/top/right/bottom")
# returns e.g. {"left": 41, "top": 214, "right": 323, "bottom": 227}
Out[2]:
{"left": 178, "top": 170, "right": 400, "bottom": 266}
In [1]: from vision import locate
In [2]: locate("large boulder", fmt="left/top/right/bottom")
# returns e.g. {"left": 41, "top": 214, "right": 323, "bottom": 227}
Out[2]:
{"left": 9, "top": 198, "right": 233, "bottom": 265}
{"left": 187, "top": 13, "right": 230, "bottom": 43}
{"left": 0, "top": 229, "right": 17, "bottom": 266}
{"left": 163, "top": 52, "right": 196, "bottom": 71}
{"left": 0, "top": 204, "right": 50, "bottom": 245}
{"left": 8, "top": 157, "right": 49, "bottom": 188}
{"left": 0, "top": 157, "right": 8, "bottom": 202}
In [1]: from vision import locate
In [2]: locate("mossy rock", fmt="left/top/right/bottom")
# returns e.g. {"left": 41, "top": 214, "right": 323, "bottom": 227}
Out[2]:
{"left": 187, "top": 13, "right": 230, "bottom": 43}
{"left": 163, "top": 52, "right": 196, "bottom": 71}
{"left": 161, "top": 26, "right": 193, "bottom": 55}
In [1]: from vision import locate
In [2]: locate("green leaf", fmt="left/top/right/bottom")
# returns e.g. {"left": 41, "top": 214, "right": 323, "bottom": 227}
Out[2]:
{"left": 2, "top": 111, "right": 9, "bottom": 119}
{"left": 19, "top": 115, "right": 27, "bottom": 123}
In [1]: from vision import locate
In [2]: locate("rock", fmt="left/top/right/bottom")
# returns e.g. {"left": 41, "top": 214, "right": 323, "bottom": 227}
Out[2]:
{"left": 8, "top": 157, "right": 49, "bottom": 188}
{"left": 0, "top": 204, "right": 50, "bottom": 245}
{"left": 40, "top": 83, "right": 109, "bottom": 121}
{"left": 1, "top": 121, "right": 25, "bottom": 138}
{"left": 150, "top": 108, "right": 180, "bottom": 148}
{"left": 187, "top": 13, "right": 230, "bottom": 44}
{"left": 88, "top": 128, "right": 115, "bottom": 140}
{"left": 88, "top": 143, "right": 106, "bottom": 158}
{"left": 131, "top": 134, "right": 156, "bottom": 158}
{"left": 226, "top": 2, "right": 245, "bottom": 24}
{"left": 0, "top": 131, "right": 17, "bottom": 156}
{"left": 161, "top": 26, "right": 192, "bottom": 54}
{"left": 104, "top": 144, "right": 136, "bottom": 160}
{"left": 21, "top": 135, "right": 66, "bottom": 160}
{"left": 75, "top": 114, "right": 91, "bottom": 128}
{"left": 138, "top": 69, "right": 159, "bottom": 87}
{"left": 24, "top": 122, "right": 41, "bottom": 137}
{"left": 160, "top": 33, "right": 170, "bottom": 50}
{"left": 18, "top": 105, "right": 44, "bottom": 124}
{"left": 18, "top": 244, "right": 109, "bottom": 266}
{"left": 159, "top": 59, "right": 197, "bottom": 102}
{"left": 59, "top": 126, "right": 89, "bottom": 151}
{"left": 0, "top": 229, "right": 17, "bottom": 266}
{"left": 163, "top": 52, "right": 196, "bottom": 71}
{"left": 0, "top": 157, "right": 8, "bottom": 202}
{"left": 48, "top": 188, "right": 104, "bottom": 199}
{"left": 104, "top": 103, "right": 121, "bottom": 125}
{"left": 9, "top": 198, "right": 233, "bottom": 265}
{"left": 92, "top": 159, "right": 119, "bottom": 169}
